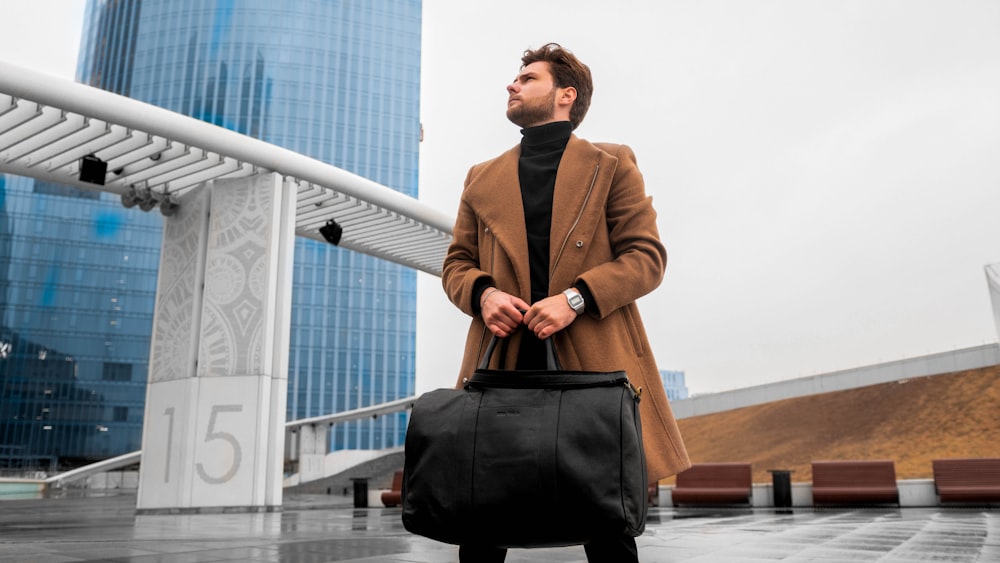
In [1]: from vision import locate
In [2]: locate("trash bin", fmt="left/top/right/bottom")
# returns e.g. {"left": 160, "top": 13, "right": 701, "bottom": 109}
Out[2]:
{"left": 351, "top": 478, "right": 369, "bottom": 508}
{"left": 768, "top": 469, "right": 793, "bottom": 511}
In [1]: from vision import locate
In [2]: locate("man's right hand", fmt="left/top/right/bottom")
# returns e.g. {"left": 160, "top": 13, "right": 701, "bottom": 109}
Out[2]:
{"left": 480, "top": 288, "right": 530, "bottom": 337}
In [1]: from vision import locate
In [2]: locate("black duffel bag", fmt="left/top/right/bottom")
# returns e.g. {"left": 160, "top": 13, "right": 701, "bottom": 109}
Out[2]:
{"left": 401, "top": 335, "right": 647, "bottom": 548}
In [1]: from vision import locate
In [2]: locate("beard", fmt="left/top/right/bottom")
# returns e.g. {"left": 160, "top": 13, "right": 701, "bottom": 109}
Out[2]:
{"left": 506, "top": 87, "right": 557, "bottom": 128}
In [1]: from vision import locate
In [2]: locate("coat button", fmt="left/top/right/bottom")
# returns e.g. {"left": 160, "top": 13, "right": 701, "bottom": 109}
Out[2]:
{"left": 575, "top": 240, "right": 583, "bottom": 248}
{"left": 485, "top": 227, "right": 490, "bottom": 233}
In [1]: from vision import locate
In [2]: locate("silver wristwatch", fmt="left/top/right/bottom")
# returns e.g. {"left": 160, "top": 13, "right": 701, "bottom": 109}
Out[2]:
{"left": 562, "top": 288, "right": 585, "bottom": 314}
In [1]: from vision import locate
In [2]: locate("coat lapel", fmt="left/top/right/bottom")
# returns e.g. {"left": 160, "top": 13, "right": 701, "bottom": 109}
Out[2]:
{"left": 464, "top": 147, "right": 531, "bottom": 300}
{"left": 549, "top": 136, "right": 610, "bottom": 290}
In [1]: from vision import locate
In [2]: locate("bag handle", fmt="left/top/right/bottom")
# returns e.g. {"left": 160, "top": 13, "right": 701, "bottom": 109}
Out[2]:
{"left": 477, "top": 332, "right": 562, "bottom": 371}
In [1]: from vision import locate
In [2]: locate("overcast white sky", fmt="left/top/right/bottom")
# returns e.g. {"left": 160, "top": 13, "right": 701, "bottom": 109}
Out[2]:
{"left": 3, "top": 1, "right": 999, "bottom": 396}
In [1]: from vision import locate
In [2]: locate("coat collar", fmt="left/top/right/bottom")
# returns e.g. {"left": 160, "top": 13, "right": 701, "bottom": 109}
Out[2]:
{"left": 464, "top": 145, "right": 529, "bottom": 297}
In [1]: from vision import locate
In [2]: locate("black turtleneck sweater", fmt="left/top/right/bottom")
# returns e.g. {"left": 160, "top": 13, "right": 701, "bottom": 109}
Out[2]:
{"left": 515, "top": 121, "right": 572, "bottom": 369}
{"left": 519, "top": 121, "right": 573, "bottom": 305}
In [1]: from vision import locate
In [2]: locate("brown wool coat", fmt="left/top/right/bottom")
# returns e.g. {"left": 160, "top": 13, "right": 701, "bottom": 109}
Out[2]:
{"left": 441, "top": 134, "right": 691, "bottom": 481}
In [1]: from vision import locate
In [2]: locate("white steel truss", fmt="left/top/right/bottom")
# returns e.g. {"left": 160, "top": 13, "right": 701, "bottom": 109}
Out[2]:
{"left": 0, "top": 61, "right": 453, "bottom": 276}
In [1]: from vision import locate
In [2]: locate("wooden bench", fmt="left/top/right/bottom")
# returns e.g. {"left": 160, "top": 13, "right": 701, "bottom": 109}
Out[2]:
{"left": 811, "top": 460, "right": 899, "bottom": 506}
{"left": 381, "top": 470, "right": 403, "bottom": 507}
{"left": 671, "top": 462, "right": 752, "bottom": 506}
{"left": 933, "top": 458, "right": 1000, "bottom": 504}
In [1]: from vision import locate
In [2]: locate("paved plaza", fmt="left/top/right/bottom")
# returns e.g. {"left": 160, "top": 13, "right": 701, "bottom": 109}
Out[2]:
{"left": 0, "top": 492, "right": 997, "bottom": 562}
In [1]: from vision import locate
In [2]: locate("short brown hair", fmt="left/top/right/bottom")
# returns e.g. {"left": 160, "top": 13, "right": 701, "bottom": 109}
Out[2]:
{"left": 521, "top": 43, "right": 593, "bottom": 130}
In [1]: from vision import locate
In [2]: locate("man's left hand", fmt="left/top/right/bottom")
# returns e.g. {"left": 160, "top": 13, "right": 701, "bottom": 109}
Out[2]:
{"left": 524, "top": 295, "right": 578, "bottom": 340}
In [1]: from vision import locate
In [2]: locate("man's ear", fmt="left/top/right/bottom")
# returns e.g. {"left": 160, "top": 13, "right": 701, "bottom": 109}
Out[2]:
{"left": 558, "top": 86, "right": 578, "bottom": 107}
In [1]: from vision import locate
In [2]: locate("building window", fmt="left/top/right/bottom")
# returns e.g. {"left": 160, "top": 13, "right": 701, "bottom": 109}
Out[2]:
{"left": 102, "top": 362, "right": 132, "bottom": 382}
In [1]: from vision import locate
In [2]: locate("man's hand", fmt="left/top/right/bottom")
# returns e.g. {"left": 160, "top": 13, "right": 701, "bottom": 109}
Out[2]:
{"left": 524, "top": 294, "right": 578, "bottom": 340}
{"left": 481, "top": 289, "right": 530, "bottom": 337}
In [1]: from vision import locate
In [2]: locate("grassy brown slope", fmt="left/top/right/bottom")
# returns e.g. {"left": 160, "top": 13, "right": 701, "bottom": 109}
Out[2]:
{"left": 671, "top": 365, "right": 1000, "bottom": 484}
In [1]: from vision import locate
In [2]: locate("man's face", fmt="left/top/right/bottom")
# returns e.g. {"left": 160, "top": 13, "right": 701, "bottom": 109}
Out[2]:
{"left": 506, "top": 61, "right": 559, "bottom": 128}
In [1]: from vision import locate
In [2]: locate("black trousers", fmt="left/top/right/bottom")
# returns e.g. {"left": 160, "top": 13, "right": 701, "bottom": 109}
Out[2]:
{"left": 459, "top": 534, "right": 639, "bottom": 563}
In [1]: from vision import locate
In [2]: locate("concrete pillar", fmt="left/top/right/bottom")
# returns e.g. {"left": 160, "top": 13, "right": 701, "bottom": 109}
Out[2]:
{"left": 295, "top": 424, "right": 330, "bottom": 485}
{"left": 136, "top": 173, "right": 296, "bottom": 512}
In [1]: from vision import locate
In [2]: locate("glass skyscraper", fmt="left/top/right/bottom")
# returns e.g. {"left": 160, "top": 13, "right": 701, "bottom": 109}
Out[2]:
{"left": 0, "top": 0, "right": 421, "bottom": 469}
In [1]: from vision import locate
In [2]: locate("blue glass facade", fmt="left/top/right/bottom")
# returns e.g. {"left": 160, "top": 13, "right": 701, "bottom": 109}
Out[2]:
{"left": 0, "top": 0, "right": 420, "bottom": 468}
{"left": 0, "top": 177, "right": 159, "bottom": 469}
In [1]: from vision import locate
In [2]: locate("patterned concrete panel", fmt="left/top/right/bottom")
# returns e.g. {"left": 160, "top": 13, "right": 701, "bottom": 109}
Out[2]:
{"left": 149, "top": 185, "right": 211, "bottom": 383}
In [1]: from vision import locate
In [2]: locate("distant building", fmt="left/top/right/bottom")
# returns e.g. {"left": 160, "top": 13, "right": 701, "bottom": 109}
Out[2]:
{"left": 660, "top": 369, "right": 689, "bottom": 401}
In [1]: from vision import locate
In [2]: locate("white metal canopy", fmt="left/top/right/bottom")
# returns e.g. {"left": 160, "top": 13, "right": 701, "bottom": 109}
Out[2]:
{"left": 0, "top": 61, "right": 453, "bottom": 276}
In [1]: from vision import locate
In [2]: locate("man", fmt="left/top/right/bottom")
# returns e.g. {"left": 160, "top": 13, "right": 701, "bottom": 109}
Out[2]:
{"left": 441, "top": 43, "right": 690, "bottom": 562}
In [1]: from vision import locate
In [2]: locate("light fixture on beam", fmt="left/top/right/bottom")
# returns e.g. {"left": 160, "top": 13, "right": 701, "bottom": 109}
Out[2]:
{"left": 136, "top": 186, "right": 157, "bottom": 212}
{"left": 158, "top": 192, "right": 179, "bottom": 216}
{"left": 120, "top": 185, "right": 140, "bottom": 208}
{"left": 79, "top": 154, "right": 107, "bottom": 185}
{"left": 320, "top": 219, "right": 343, "bottom": 246}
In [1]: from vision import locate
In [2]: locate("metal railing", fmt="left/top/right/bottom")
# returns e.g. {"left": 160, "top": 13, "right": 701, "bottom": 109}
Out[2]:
{"left": 15, "top": 395, "right": 420, "bottom": 490}
{"left": 285, "top": 396, "right": 417, "bottom": 430}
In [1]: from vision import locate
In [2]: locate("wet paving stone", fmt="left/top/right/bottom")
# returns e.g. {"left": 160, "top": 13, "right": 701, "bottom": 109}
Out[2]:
{"left": 0, "top": 492, "right": 995, "bottom": 562}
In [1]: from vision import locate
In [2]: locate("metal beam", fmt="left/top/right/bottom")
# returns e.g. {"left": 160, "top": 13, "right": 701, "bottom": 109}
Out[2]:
{"left": 0, "top": 62, "right": 453, "bottom": 275}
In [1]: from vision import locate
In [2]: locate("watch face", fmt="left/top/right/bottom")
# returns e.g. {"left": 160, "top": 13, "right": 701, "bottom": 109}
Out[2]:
{"left": 565, "top": 290, "right": 584, "bottom": 312}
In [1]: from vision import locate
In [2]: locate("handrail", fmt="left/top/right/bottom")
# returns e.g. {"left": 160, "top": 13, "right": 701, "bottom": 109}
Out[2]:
{"left": 44, "top": 450, "right": 141, "bottom": 487}
{"left": 284, "top": 395, "right": 417, "bottom": 429}
{"left": 38, "top": 394, "right": 420, "bottom": 487}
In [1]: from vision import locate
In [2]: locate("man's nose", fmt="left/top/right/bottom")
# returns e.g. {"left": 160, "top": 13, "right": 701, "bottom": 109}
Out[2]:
{"left": 507, "top": 82, "right": 518, "bottom": 94}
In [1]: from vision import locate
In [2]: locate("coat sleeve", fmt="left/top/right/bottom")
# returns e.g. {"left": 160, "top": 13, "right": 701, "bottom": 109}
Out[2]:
{"left": 441, "top": 166, "right": 495, "bottom": 317}
{"left": 576, "top": 144, "right": 667, "bottom": 318}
